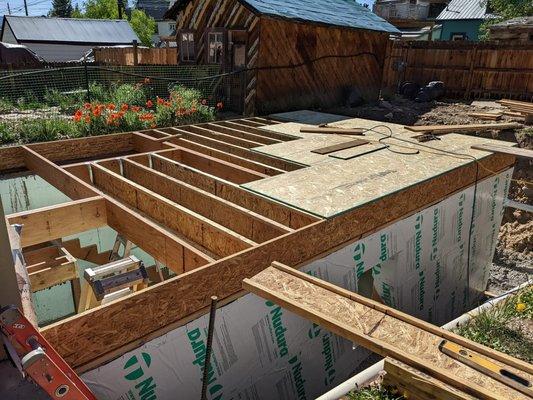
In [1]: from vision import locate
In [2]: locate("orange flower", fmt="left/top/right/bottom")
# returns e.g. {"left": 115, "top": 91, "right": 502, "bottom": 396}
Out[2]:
{"left": 164, "top": 101, "right": 171, "bottom": 107}
{"left": 84, "top": 115, "right": 91, "bottom": 123}
{"left": 131, "top": 106, "right": 141, "bottom": 112}
{"left": 121, "top": 104, "right": 129, "bottom": 112}
{"left": 84, "top": 103, "right": 91, "bottom": 109}
{"left": 93, "top": 108, "right": 102, "bottom": 117}
{"left": 146, "top": 100, "right": 153, "bottom": 108}
{"left": 157, "top": 97, "right": 164, "bottom": 105}
{"left": 107, "top": 103, "right": 116, "bottom": 110}
{"left": 216, "top": 102, "right": 224, "bottom": 110}
{"left": 201, "top": 99, "right": 207, "bottom": 105}
{"left": 144, "top": 77, "right": 151, "bottom": 84}
{"left": 191, "top": 107, "right": 197, "bottom": 113}
{"left": 73, "top": 114, "right": 82, "bottom": 122}
{"left": 74, "top": 110, "right": 83, "bottom": 118}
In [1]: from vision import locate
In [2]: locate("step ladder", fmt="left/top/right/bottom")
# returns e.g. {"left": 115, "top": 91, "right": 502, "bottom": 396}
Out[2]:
{"left": 0, "top": 305, "right": 97, "bottom": 400}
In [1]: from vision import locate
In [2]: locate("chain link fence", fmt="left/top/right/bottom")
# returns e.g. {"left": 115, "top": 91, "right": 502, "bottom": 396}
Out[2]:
{"left": 0, "top": 64, "right": 246, "bottom": 146}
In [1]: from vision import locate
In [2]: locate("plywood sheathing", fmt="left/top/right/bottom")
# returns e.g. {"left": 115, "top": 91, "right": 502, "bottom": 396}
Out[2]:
{"left": 40, "top": 150, "right": 513, "bottom": 369}
{"left": 244, "top": 265, "right": 532, "bottom": 400}
{"left": 245, "top": 116, "right": 516, "bottom": 218}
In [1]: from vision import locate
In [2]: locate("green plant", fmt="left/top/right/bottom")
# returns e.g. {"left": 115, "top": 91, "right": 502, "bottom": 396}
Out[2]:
{"left": 17, "top": 118, "right": 81, "bottom": 144}
{"left": 16, "top": 91, "right": 44, "bottom": 110}
{"left": 347, "top": 386, "right": 403, "bottom": 400}
{"left": 110, "top": 83, "right": 147, "bottom": 107}
{"left": 455, "top": 287, "right": 533, "bottom": 362}
{"left": 87, "top": 83, "right": 109, "bottom": 103}
{"left": 43, "top": 89, "right": 85, "bottom": 113}
{"left": 0, "top": 122, "right": 17, "bottom": 144}
{"left": 0, "top": 98, "right": 14, "bottom": 114}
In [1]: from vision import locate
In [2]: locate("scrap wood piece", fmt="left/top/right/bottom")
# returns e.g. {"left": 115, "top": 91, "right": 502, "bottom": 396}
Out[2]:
{"left": 404, "top": 122, "right": 523, "bottom": 135}
{"left": 467, "top": 112, "right": 502, "bottom": 121}
{"left": 383, "top": 358, "right": 476, "bottom": 400}
{"left": 300, "top": 127, "right": 365, "bottom": 135}
{"left": 311, "top": 138, "right": 369, "bottom": 155}
{"left": 243, "top": 262, "right": 533, "bottom": 400}
{"left": 471, "top": 143, "right": 533, "bottom": 160}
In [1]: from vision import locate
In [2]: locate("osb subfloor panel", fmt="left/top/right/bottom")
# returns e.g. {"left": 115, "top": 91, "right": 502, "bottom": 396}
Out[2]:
{"left": 244, "top": 113, "right": 515, "bottom": 218}
{"left": 247, "top": 266, "right": 531, "bottom": 400}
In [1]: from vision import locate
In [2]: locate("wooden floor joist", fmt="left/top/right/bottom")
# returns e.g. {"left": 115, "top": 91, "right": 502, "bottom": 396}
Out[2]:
{"left": 217, "top": 120, "right": 296, "bottom": 141}
{"left": 243, "top": 262, "right": 533, "bottom": 400}
{"left": 180, "top": 124, "right": 263, "bottom": 148}
{"left": 205, "top": 122, "right": 282, "bottom": 145}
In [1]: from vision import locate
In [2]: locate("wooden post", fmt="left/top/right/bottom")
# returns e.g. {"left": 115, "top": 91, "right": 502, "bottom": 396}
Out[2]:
{"left": 464, "top": 47, "right": 478, "bottom": 100}
{"left": 0, "top": 197, "right": 37, "bottom": 359}
{"left": 133, "top": 40, "right": 139, "bottom": 66}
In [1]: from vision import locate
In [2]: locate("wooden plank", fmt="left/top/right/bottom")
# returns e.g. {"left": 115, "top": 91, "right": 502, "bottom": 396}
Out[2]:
{"left": 243, "top": 264, "right": 530, "bottom": 400}
{"left": 122, "top": 159, "right": 290, "bottom": 243}
{"left": 404, "top": 122, "right": 523, "bottom": 134}
{"left": 39, "top": 153, "right": 513, "bottom": 369}
{"left": 181, "top": 125, "right": 263, "bottom": 148}
{"left": 22, "top": 146, "right": 97, "bottom": 200}
{"left": 155, "top": 147, "right": 267, "bottom": 184}
{"left": 300, "top": 127, "right": 366, "bottom": 135}
{"left": 29, "top": 261, "right": 78, "bottom": 292}
{"left": 163, "top": 128, "right": 302, "bottom": 171}
{"left": 92, "top": 163, "right": 255, "bottom": 258}
{"left": 467, "top": 112, "right": 502, "bottom": 121}
{"left": 383, "top": 358, "right": 475, "bottom": 400}
{"left": 311, "top": 139, "right": 369, "bottom": 155}
{"left": 8, "top": 197, "right": 107, "bottom": 247}
{"left": 24, "top": 146, "right": 212, "bottom": 274}
{"left": 151, "top": 154, "right": 317, "bottom": 229}
{"left": 204, "top": 122, "right": 281, "bottom": 145}
{"left": 219, "top": 120, "right": 297, "bottom": 141}
{"left": 471, "top": 143, "right": 533, "bottom": 159}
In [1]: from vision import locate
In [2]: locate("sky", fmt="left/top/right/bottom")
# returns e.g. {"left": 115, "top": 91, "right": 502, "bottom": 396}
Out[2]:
{"left": 1, "top": 0, "right": 376, "bottom": 19}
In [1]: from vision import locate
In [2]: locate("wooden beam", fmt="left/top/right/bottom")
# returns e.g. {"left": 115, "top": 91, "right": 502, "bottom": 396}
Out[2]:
{"left": 243, "top": 265, "right": 526, "bottom": 400}
{"left": 22, "top": 146, "right": 97, "bottom": 200}
{"left": 471, "top": 143, "right": 533, "bottom": 159}
{"left": 168, "top": 137, "right": 285, "bottom": 176}
{"left": 151, "top": 154, "right": 317, "bottom": 229}
{"left": 180, "top": 125, "right": 263, "bottom": 148}
{"left": 24, "top": 146, "right": 212, "bottom": 274}
{"left": 163, "top": 127, "right": 301, "bottom": 171}
{"left": 7, "top": 197, "right": 107, "bottom": 247}
{"left": 39, "top": 152, "right": 513, "bottom": 369}
{"left": 404, "top": 123, "right": 523, "bottom": 135}
{"left": 91, "top": 163, "right": 255, "bottom": 258}
{"left": 122, "top": 159, "right": 290, "bottom": 243}
{"left": 29, "top": 260, "right": 78, "bottom": 292}
{"left": 155, "top": 147, "right": 267, "bottom": 184}
{"left": 132, "top": 132, "right": 173, "bottom": 153}
{"left": 219, "top": 120, "right": 297, "bottom": 141}
{"left": 203, "top": 122, "right": 281, "bottom": 145}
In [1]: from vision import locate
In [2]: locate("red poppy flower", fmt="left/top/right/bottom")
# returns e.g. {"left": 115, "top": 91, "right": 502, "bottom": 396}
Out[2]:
{"left": 107, "top": 104, "right": 116, "bottom": 110}
{"left": 84, "top": 103, "right": 91, "bottom": 110}
{"left": 146, "top": 100, "right": 153, "bottom": 108}
{"left": 121, "top": 104, "right": 129, "bottom": 112}
{"left": 216, "top": 102, "right": 224, "bottom": 110}
{"left": 84, "top": 115, "right": 91, "bottom": 123}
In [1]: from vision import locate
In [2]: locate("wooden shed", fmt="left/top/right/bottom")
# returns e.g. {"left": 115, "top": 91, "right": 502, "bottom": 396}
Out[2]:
{"left": 164, "top": 0, "right": 399, "bottom": 115}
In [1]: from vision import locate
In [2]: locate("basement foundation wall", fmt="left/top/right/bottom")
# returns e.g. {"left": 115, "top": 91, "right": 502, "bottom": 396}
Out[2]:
{"left": 81, "top": 169, "right": 512, "bottom": 400}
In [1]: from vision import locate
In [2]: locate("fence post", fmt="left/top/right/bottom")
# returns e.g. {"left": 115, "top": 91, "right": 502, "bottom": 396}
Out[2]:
{"left": 133, "top": 40, "right": 139, "bottom": 66}
{"left": 83, "top": 59, "right": 91, "bottom": 103}
{"left": 464, "top": 46, "right": 478, "bottom": 100}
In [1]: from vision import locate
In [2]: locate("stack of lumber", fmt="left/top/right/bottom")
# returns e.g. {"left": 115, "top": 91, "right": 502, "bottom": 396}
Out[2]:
{"left": 497, "top": 99, "right": 533, "bottom": 117}
{"left": 404, "top": 122, "right": 523, "bottom": 136}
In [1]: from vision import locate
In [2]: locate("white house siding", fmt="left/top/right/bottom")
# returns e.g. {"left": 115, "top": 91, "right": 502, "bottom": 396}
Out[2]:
{"left": 21, "top": 42, "right": 94, "bottom": 62}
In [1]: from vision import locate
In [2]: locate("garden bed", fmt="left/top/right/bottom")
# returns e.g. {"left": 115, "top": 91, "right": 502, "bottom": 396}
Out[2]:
{"left": 0, "top": 82, "right": 220, "bottom": 145}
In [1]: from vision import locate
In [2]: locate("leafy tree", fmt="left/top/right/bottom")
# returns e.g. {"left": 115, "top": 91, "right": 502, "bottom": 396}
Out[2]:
{"left": 480, "top": 0, "right": 533, "bottom": 39}
{"left": 75, "top": 0, "right": 156, "bottom": 46}
{"left": 49, "top": 0, "right": 74, "bottom": 17}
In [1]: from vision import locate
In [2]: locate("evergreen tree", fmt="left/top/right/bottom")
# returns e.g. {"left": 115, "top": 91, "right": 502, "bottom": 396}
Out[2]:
{"left": 49, "top": 0, "right": 74, "bottom": 17}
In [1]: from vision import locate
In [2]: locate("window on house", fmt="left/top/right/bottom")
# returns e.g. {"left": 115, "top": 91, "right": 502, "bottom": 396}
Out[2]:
{"left": 208, "top": 31, "right": 224, "bottom": 64}
{"left": 179, "top": 31, "right": 195, "bottom": 62}
{"left": 451, "top": 33, "right": 466, "bottom": 41}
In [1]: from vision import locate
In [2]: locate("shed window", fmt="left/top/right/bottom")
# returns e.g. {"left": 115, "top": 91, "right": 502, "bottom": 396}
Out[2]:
{"left": 180, "top": 31, "right": 195, "bottom": 62}
{"left": 208, "top": 32, "right": 224, "bottom": 64}
{"left": 451, "top": 33, "right": 466, "bottom": 41}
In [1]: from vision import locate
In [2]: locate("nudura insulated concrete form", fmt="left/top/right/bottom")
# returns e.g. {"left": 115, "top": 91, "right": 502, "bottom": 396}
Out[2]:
{"left": 0, "top": 112, "right": 517, "bottom": 399}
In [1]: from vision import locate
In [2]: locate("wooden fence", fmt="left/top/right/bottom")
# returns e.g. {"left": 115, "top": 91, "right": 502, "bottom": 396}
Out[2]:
{"left": 382, "top": 41, "right": 533, "bottom": 101}
{"left": 94, "top": 47, "right": 178, "bottom": 66}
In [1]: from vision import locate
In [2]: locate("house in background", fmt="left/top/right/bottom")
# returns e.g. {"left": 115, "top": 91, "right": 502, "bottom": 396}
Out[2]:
{"left": 0, "top": 16, "right": 140, "bottom": 62}
{"left": 435, "top": 0, "right": 494, "bottom": 41}
{"left": 135, "top": 0, "right": 178, "bottom": 45}
{"left": 164, "top": 0, "right": 399, "bottom": 115}
{"left": 373, "top": 0, "right": 447, "bottom": 40}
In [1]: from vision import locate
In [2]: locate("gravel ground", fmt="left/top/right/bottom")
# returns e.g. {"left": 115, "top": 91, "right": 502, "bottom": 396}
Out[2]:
{"left": 328, "top": 97, "right": 532, "bottom": 295}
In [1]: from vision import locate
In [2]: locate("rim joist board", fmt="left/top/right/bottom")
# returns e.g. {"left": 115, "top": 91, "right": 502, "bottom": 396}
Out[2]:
{"left": 243, "top": 263, "right": 533, "bottom": 400}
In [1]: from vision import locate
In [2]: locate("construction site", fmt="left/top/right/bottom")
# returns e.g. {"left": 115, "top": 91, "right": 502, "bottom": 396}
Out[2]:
{"left": 0, "top": 0, "right": 533, "bottom": 399}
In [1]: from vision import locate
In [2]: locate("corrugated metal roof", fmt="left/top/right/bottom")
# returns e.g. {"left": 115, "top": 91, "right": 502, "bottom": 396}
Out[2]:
{"left": 4, "top": 16, "right": 140, "bottom": 44}
{"left": 436, "top": 0, "right": 492, "bottom": 21}
{"left": 164, "top": 0, "right": 399, "bottom": 33}
{"left": 242, "top": 0, "right": 400, "bottom": 33}
{"left": 136, "top": 0, "right": 172, "bottom": 21}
